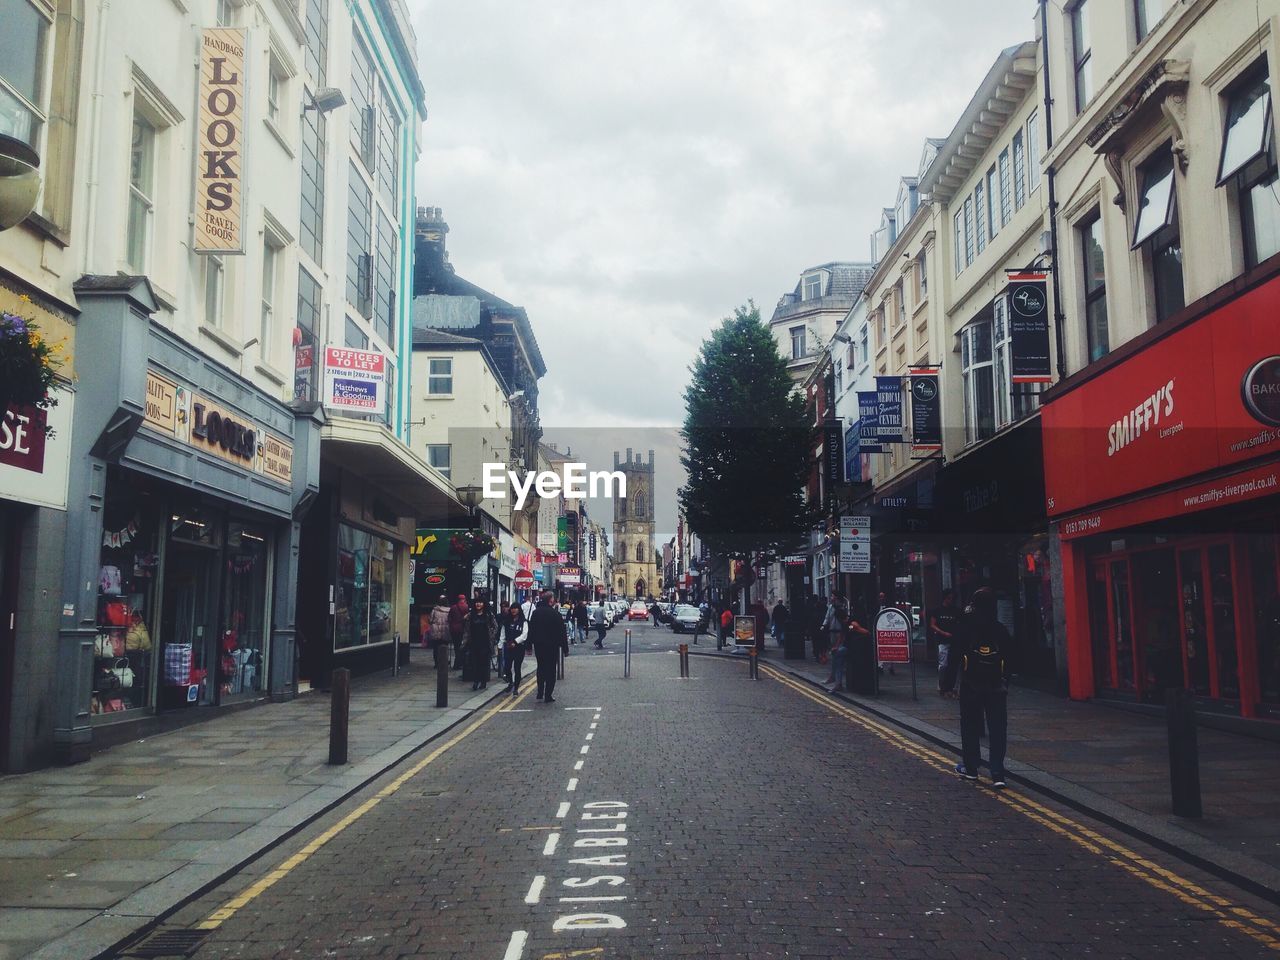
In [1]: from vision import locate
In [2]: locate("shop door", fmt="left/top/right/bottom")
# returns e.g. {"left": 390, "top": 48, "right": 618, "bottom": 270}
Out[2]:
{"left": 160, "top": 540, "right": 220, "bottom": 708}
{"left": 1088, "top": 558, "right": 1137, "bottom": 695}
{"left": 1176, "top": 543, "right": 1241, "bottom": 703}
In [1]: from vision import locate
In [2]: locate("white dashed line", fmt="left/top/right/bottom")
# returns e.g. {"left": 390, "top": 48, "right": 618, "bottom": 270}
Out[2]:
{"left": 593, "top": 713, "right": 601, "bottom": 720}
{"left": 580, "top": 745, "right": 589, "bottom": 755}
{"left": 574, "top": 760, "right": 584, "bottom": 770}
{"left": 585, "top": 733, "right": 594, "bottom": 741}
{"left": 559, "top": 895, "right": 628, "bottom": 903}
{"left": 556, "top": 802, "right": 570, "bottom": 818}
{"left": 524, "top": 875, "right": 545, "bottom": 905}
{"left": 543, "top": 833, "right": 560, "bottom": 856}
{"left": 502, "top": 930, "right": 527, "bottom": 960}
{"left": 567, "top": 778, "right": 578, "bottom": 792}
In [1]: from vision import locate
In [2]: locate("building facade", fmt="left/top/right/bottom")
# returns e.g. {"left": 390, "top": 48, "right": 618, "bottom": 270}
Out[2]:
{"left": 768, "top": 262, "right": 874, "bottom": 386}
{"left": 612, "top": 449, "right": 657, "bottom": 599}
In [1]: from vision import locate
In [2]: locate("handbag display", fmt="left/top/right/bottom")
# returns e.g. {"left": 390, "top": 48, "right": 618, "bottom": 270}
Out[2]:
{"left": 98, "top": 565, "right": 123, "bottom": 596}
{"left": 94, "top": 632, "right": 114, "bottom": 657}
{"left": 103, "top": 600, "right": 129, "bottom": 627}
{"left": 164, "top": 643, "right": 193, "bottom": 684}
{"left": 108, "top": 657, "right": 135, "bottom": 690}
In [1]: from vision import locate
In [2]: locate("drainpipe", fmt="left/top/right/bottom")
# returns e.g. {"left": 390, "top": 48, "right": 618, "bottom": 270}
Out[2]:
{"left": 1040, "top": 0, "right": 1068, "bottom": 382}
{"left": 82, "top": 0, "right": 110, "bottom": 277}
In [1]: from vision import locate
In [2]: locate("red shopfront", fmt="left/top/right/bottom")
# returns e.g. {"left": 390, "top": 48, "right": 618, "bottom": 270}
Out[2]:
{"left": 1043, "top": 269, "right": 1280, "bottom": 719}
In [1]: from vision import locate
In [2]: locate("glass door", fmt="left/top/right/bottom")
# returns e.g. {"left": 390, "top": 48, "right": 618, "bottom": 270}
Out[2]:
{"left": 1132, "top": 548, "right": 1178, "bottom": 704}
{"left": 1177, "top": 549, "right": 1211, "bottom": 697}
{"left": 161, "top": 508, "right": 222, "bottom": 708}
{"left": 220, "top": 520, "right": 272, "bottom": 702}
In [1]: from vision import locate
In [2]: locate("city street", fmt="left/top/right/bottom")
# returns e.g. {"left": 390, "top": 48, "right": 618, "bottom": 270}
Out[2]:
{"left": 124, "top": 622, "right": 1280, "bottom": 960}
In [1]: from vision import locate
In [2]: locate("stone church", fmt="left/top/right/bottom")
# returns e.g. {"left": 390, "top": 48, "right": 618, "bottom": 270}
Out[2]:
{"left": 612, "top": 449, "right": 658, "bottom": 599}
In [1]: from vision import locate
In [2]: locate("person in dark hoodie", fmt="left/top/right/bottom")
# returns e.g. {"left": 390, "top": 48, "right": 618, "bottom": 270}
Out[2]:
{"left": 528, "top": 590, "right": 570, "bottom": 703}
{"left": 944, "top": 587, "right": 1011, "bottom": 788}
{"left": 465, "top": 598, "right": 496, "bottom": 692}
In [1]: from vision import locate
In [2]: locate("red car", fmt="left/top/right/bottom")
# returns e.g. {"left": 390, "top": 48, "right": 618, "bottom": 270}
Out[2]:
{"left": 627, "top": 601, "right": 649, "bottom": 621}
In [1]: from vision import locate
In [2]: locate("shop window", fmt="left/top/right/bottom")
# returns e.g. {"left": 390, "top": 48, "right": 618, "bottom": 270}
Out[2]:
{"left": 0, "top": 0, "right": 51, "bottom": 152}
{"left": 295, "top": 266, "right": 321, "bottom": 402}
{"left": 221, "top": 522, "right": 270, "bottom": 700}
{"left": 428, "top": 357, "right": 452, "bottom": 395}
{"left": 1218, "top": 63, "right": 1280, "bottom": 269}
{"left": 1250, "top": 534, "right": 1280, "bottom": 708}
{"left": 1079, "top": 210, "right": 1109, "bottom": 361}
{"left": 335, "top": 524, "right": 397, "bottom": 651}
{"left": 1131, "top": 146, "right": 1184, "bottom": 323}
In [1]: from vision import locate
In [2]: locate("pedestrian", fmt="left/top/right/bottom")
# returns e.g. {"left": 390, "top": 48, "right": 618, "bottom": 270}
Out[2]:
{"left": 771, "top": 599, "right": 790, "bottom": 649}
{"left": 448, "top": 594, "right": 468, "bottom": 672}
{"left": 465, "top": 598, "right": 496, "bottom": 692}
{"left": 820, "top": 592, "right": 846, "bottom": 665}
{"left": 573, "top": 597, "right": 589, "bottom": 645}
{"left": 427, "top": 593, "right": 451, "bottom": 667}
{"left": 499, "top": 602, "right": 526, "bottom": 694}
{"left": 528, "top": 590, "right": 570, "bottom": 703}
{"left": 930, "top": 589, "right": 961, "bottom": 697}
{"left": 718, "top": 603, "right": 733, "bottom": 650}
{"left": 591, "top": 601, "right": 607, "bottom": 648}
{"left": 944, "top": 587, "right": 1011, "bottom": 787}
{"left": 751, "top": 600, "right": 769, "bottom": 654}
{"left": 832, "top": 610, "right": 870, "bottom": 692}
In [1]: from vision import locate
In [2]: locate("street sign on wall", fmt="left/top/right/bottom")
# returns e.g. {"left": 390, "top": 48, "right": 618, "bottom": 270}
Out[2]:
{"left": 874, "top": 606, "right": 911, "bottom": 663}
{"left": 838, "top": 515, "right": 871, "bottom": 574}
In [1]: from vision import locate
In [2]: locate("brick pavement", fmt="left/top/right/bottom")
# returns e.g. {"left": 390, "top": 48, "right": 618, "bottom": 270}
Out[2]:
{"left": 131, "top": 624, "right": 1280, "bottom": 959}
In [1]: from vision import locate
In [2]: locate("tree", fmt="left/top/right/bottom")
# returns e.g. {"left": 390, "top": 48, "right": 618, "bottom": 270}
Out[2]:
{"left": 678, "top": 302, "right": 818, "bottom": 573}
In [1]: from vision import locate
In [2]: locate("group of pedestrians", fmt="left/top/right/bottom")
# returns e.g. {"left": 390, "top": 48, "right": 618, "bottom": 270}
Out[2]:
{"left": 424, "top": 590, "right": 571, "bottom": 701}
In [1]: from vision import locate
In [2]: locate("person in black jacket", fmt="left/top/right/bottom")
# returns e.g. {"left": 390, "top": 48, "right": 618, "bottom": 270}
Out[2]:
{"left": 465, "top": 599, "right": 496, "bottom": 691}
{"left": 528, "top": 591, "right": 570, "bottom": 703}
{"left": 944, "top": 587, "right": 1011, "bottom": 787}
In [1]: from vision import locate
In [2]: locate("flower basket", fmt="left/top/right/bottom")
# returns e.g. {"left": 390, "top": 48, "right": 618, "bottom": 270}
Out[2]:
{"left": 0, "top": 302, "right": 63, "bottom": 434}
{"left": 448, "top": 530, "right": 495, "bottom": 565}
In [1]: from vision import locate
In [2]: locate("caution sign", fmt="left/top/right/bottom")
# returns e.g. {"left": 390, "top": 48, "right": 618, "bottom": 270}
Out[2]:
{"left": 874, "top": 606, "right": 911, "bottom": 663}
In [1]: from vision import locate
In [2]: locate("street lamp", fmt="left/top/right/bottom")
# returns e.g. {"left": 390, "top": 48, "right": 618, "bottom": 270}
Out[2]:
{"left": 456, "top": 484, "right": 483, "bottom": 514}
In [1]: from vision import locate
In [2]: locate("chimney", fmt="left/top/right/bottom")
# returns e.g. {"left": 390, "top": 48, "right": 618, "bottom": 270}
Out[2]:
{"left": 413, "top": 206, "right": 451, "bottom": 296}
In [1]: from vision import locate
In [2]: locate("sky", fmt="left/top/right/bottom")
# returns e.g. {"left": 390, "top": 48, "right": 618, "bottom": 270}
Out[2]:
{"left": 408, "top": 0, "right": 1040, "bottom": 538}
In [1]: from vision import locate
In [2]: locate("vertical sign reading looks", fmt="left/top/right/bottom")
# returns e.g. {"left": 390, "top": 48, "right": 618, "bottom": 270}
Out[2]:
{"left": 1008, "top": 273, "right": 1052, "bottom": 383}
{"left": 909, "top": 368, "right": 942, "bottom": 453}
{"left": 195, "top": 28, "right": 246, "bottom": 253}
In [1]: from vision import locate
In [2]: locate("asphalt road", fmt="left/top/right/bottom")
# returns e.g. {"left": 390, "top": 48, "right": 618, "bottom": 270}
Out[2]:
{"left": 147, "top": 620, "right": 1280, "bottom": 960}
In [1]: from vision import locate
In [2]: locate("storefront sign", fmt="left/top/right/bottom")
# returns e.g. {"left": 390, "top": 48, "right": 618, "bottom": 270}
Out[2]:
{"left": 260, "top": 433, "right": 293, "bottom": 485}
{"left": 782, "top": 555, "right": 806, "bottom": 566}
{"left": 874, "top": 606, "right": 911, "bottom": 663}
{"left": 0, "top": 394, "right": 73, "bottom": 510}
{"left": 857, "top": 393, "right": 883, "bottom": 451}
{"left": 838, "top": 516, "right": 870, "bottom": 574}
{"left": 323, "top": 347, "right": 386, "bottom": 412}
{"left": 823, "top": 419, "right": 843, "bottom": 484}
{"left": 191, "top": 397, "right": 256, "bottom": 464}
{"left": 194, "top": 28, "right": 247, "bottom": 254}
{"left": 909, "top": 368, "right": 942, "bottom": 452}
{"left": 0, "top": 405, "right": 47, "bottom": 474}
{"left": 875, "top": 377, "right": 903, "bottom": 442}
{"left": 558, "top": 564, "right": 582, "bottom": 585}
{"left": 1042, "top": 275, "right": 1280, "bottom": 517}
{"left": 1007, "top": 273, "right": 1052, "bottom": 383}
{"left": 144, "top": 370, "right": 181, "bottom": 435}
{"left": 498, "top": 531, "right": 517, "bottom": 578}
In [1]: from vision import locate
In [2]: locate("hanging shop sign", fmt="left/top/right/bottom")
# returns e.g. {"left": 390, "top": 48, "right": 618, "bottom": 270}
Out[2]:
{"left": 1041, "top": 273, "right": 1280, "bottom": 517}
{"left": 556, "top": 516, "right": 569, "bottom": 552}
{"left": 875, "top": 377, "right": 903, "bottom": 442}
{"left": 823, "top": 419, "right": 843, "bottom": 484}
{"left": 909, "top": 368, "right": 942, "bottom": 453}
{"left": 589, "top": 531, "right": 597, "bottom": 561}
{"left": 1007, "top": 273, "right": 1052, "bottom": 384}
{"left": 838, "top": 515, "right": 871, "bottom": 574}
{"left": 857, "top": 393, "right": 884, "bottom": 452}
{"left": 874, "top": 606, "right": 911, "bottom": 663}
{"left": 498, "top": 531, "right": 517, "bottom": 578}
{"left": 323, "top": 347, "right": 386, "bottom": 412}
{"left": 194, "top": 27, "right": 247, "bottom": 254}
{"left": 558, "top": 564, "right": 582, "bottom": 585}
{"left": 0, "top": 393, "right": 73, "bottom": 511}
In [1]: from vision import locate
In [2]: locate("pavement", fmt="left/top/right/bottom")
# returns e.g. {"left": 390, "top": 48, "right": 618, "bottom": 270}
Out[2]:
{"left": 703, "top": 639, "right": 1280, "bottom": 903}
{"left": 0, "top": 653, "right": 503, "bottom": 960}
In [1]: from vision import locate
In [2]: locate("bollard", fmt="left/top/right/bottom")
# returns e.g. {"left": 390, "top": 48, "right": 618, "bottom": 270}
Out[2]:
{"left": 558, "top": 646, "right": 565, "bottom": 680}
{"left": 1166, "top": 688, "right": 1202, "bottom": 818}
{"left": 328, "top": 668, "right": 350, "bottom": 765}
{"left": 434, "top": 643, "right": 449, "bottom": 708}
{"left": 679, "top": 642, "right": 689, "bottom": 678}
{"left": 624, "top": 628, "right": 632, "bottom": 678}
{"left": 748, "top": 647, "right": 759, "bottom": 680}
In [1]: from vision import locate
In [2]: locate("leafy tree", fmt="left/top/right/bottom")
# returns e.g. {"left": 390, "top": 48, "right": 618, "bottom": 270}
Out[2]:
{"left": 679, "top": 302, "right": 818, "bottom": 572}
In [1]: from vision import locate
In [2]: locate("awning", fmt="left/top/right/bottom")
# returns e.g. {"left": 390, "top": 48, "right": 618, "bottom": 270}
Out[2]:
{"left": 320, "top": 417, "right": 465, "bottom": 521}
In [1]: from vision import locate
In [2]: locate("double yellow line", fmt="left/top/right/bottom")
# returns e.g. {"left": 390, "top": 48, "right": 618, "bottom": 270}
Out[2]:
{"left": 759, "top": 662, "right": 1280, "bottom": 952}
{"left": 197, "top": 682, "right": 535, "bottom": 931}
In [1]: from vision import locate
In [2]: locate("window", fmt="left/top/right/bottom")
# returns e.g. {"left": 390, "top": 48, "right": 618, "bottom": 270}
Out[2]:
{"left": 0, "top": 0, "right": 50, "bottom": 150}
{"left": 986, "top": 165, "right": 1000, "bottom": 239}
{"left": 1134, "top": 0, "right": 1161, "bottom": 43}
{"left": 1219, "top": 64, "right": 1280, "bottom": 268}
{"left": 1013, "top": 129, "right": 1027, "bottom": 210}
{"left": 126, "top": 110, "right": 156, "bottom": 272}
{"left": 304, "top": 0, "right": 329, "bottom": 86}
{"left": 963, "top": 195, "right": 975, "bottom": 266}
{"left": 974, "top": 181, "right": 987, "bottom": 255}
{"left": 215, "top": 0, "right": 232, "bottom": 25}
{"left": 790, "top": 325, "right": 806, "bottom": 360}
{"left": 334, "top": 525, "right": 396, "bottom": 651}
{"left": 961, "top": 318, "right": 995, "bottom": 444}
{"left": 204, "top": 256, "right": 225, "bottom": 328}
{"left": 1071, "top": 1, "right": 1094, "bottom": 111}
{"left": 350, "top": 36, "right": 375, "bottom": 170}
{"left": 803, "top": 273, "right": 823, "bottom": 300}
{"left": 636, "top": 542, "right": 645, "bottom": 562}
{"left": 295, "top": 267, "right": 321, "bottom": 401}
{"left": 618, "top": 542, "right": 627, "bottom": 563}
{"left": 425, "top": 444, "right": 452, "bottom": 479}
{"left": 346, "top": 162, "right": 372, "bottom": 316}
{"left": 344, "top": 317, "right": 368, "bottom": 349}
{"left": 917, "top": 250, "right": 927, "bottom": 300}
{"left": 374, "top": 209, "right": 396, "bottom": 347}
{"left": 1132, "top": 147, "right": 1184, "bottom": 322}
{"left": 428, "top": 357, "right": 453, "bottom": 395}
{"left": 260, "top": 241, "right": 278, "bottom": 360}
{"left": 376, "top": 92, "right": 399, "bottom": 204}
{"left": 860, "top": 329, "right": 869, "bottom": 366}
{"left": 1080, "top": 212, "right": 1109, "bottom": 361}
{"left": 300, "top": 95, "right": 325, "bottom": 261}
{"left": 999, "top": 147, "right": 1012, "bottom": 225}
{"left": 1027, "top": 111, "right": 1041, "bottom": 192}
{"left": 894, "top": 281, "right": 906, "bottom": 325}
{"left": 876, "top": 308, "right": 886, "bottom": 347}
{"left": 954, "top": 210, "right": 964, "bottom": 274}
{"left": 834, "top": 359, "right": 843, "bottom": 396}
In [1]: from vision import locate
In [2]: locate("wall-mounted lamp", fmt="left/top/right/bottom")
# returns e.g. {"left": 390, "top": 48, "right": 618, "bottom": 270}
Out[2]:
{"left": 303, "top": 87, "right": 347, "bottom": 115}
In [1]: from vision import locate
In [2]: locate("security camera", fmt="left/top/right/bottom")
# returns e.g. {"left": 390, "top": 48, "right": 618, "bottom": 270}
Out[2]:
{"left": 0, "top": 135, "right": 41, "bottom": 231}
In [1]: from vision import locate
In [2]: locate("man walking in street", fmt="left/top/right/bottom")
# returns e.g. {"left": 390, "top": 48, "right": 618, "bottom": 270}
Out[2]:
{"left": 447, "top": 594, "right": 469, "bottom": 670}
{"left": 573, "top": 597, "right": 589, "bottom": 645}
{"left": 771, "top": 599, "right": 790, "bottom": 649}
{"left": 591, "top": 601, "right": 607, "bottom": 648}
{"left": 528, "top": 590, "right": 570, "bottom": 703}
{"left": 943, "top": 587, "right": 1011, "bottom": 787}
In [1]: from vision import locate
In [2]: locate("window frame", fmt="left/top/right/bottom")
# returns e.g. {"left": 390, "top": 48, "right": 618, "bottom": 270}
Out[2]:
{"left": 1027, "top": 111, "right": 1041, "bottom": 192}
{"left": 954, "top": 209, "right": 964, "bottom": 274}
{"left": 1217, "top": 61, "right": 1273, "bottom": 186}
{"left": 1071, "top": 0, "right": 1094, "bottom": 112}
{"left": 126, "top": 108, "right": 157, "bottom": 273}
{"left": 299, "top": 87, "right": 326, "bottom": 262}
{"left": 998, "top": 147, "right": 1013, "bottom": 224}
{"left": 1013, "top": 129, "right": 1027, "bottom": 210}
{"left": 789, "top": 325, "right": 806, "bottom": 360}
{"left": 1131, "top": 146, "right": 1177, "bottom": 248}
{"left": 1078, "top": 209, "right": 1110, "bottom": 362}
{"left": 0, "top": 0, "right": 53, "bottom": 153}
{"left": 204, "top": 255, "right": 226, "bottom": 329}
{"left": 427, "top": 356, "right": 454, "bottom": 396}
{"left": 803, "top": 273, "right": 823, "bottom": 300}
{"left": 974, "top": 180, "right": 987, "bottom": 256}
{"left": 426, "top": 444, "right": 451, "bottom": 479}
{"left": 986, "top": 165, "right": 1000, "bottom": 239}
{"left": 961, "top": 318, "right": 996, "bottom": 446}
{"left": 963, "top": 195, "right": 975, "bottom": 267}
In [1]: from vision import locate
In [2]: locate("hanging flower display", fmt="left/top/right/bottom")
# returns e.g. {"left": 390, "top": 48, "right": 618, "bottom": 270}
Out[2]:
{"left": 1, "top": 297, "right": 65, "bottom": 435}
{"left": 448, "top": 529, "right": 495, "bottom": 564}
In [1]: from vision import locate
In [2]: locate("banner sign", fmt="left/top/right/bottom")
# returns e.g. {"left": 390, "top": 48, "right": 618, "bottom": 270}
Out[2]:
{"left": 875, "top": 377, "right": 903, "bottom": 442}
{"left": 838, "top": 515, "right": 871, "bottom": 574}
{"left": 844, "top": 421, "right": 862, "bottom": 483}
{"left": 823, "top": 419, "right": 843, "bottom": 484}
{"left": 1007, "top": 273, "right": 1052, "bottom": 384}
{"left": 556, "top": 516, "right": 568, "bottom": 552}
{"left": 195, "top": 28, "right": 247, "bottom": 253}
{"left": 857, "top": 394, "right": 884, "bottom": 452}
{"left": 323, "top": 347, "right": 386, "bottom": 412}
{"left": 558, "top": 564, "right": 582, "bottom": 585}
{"left": 909, "top": 368, "right": 942, "bottom": 452}
{"left": 874, "top": 606, "right": 911, "bottom": 663}
{"left": 589, "top": 532, "right": 597, "bottom": 561}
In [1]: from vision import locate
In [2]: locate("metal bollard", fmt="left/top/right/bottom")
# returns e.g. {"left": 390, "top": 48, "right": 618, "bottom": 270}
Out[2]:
{"left": 328, "top": 668, "right": 350, "bottom": 765}
{"left": 558, "top": 647, "right": 565, "bottom": 680}
{"left": 748, "top": 647, "right": 759, "bottom": 680}
{"left": 624, "top": 628, "right": 632, "bottom": 678}
{"left": 1166, "top": 688, "right": 1202, "bottom": 818}
{"left": 679, "top": 642, "right": 689, "bottom": 678}
{"left": 434, "top": 644, "right": 449, "bottom": 708}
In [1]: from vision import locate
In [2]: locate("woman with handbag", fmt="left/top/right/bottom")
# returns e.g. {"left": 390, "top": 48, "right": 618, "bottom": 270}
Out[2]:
{"left": 465, "top": 598, "right": 497, "bottom": 691}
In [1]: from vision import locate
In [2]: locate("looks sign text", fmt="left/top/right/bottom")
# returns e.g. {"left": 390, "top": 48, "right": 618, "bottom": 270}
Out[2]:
{"left": 194, "top": 28, "right": 246, "bottom": 253}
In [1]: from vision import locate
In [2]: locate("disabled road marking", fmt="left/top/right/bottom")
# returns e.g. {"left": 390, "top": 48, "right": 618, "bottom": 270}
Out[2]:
{"left": 524, "top": 875, "right": 546, "bottom": 904}
{"left": 502, "top": 930, "right": 528, "bottom": 960}
{"left": 543, "top": 833, "right": 560, "bottom": 856}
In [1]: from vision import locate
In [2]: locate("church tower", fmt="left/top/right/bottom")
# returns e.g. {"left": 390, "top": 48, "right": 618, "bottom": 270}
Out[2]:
{"left": 612, "top": 449, "right": 658, "bottom": 599}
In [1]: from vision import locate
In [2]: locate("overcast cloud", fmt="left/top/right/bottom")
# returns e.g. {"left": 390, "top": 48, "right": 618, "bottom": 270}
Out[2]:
{"left": 409, "top": 0, "right": 1039, "bottom": 536}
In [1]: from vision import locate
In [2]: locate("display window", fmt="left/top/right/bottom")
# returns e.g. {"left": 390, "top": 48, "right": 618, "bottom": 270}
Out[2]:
{"left": 221, "top": 521, "right": 270, "bottom": 700}
{"left": 1248, "top": 533, "right": 1280, "bottom": 710}
{"left": 335, "top": 523, "right": 397, "bottom": 651}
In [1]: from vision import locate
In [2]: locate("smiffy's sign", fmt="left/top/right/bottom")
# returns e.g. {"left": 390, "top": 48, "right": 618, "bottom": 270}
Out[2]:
{"left": 1043, "top": 274, "right": 1280, "bottom": 517}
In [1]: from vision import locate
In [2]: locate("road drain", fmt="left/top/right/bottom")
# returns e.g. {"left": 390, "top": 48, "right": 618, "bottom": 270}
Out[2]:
{"left": 119, "top": 927, "right": 210, "bottom": 958}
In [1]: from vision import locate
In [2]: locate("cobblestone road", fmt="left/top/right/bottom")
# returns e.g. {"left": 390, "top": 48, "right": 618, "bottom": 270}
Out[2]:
{"left": 149, "top": 622, "right": 1280, "bottom": 960}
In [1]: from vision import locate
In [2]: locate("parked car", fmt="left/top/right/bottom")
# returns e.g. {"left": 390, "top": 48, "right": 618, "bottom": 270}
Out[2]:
{"left": 668, "top": 604, "right": 703, "bottom": 633}
{"left": 627, "top": 601, "right": 649, "bottom": 621}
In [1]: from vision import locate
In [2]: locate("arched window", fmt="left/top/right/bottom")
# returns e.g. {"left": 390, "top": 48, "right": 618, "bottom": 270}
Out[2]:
{"left": 636, "top": 542, "right": 646, "bottom": 564}
{"left": 634, "top": 493, "right": 645, "bottom": 517}
{"left": 618, "top": 542, "right": 627, "bottom": 562}
{"left": 617, "top": 576, "right": 625, "bottom": 591}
